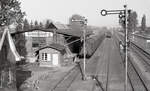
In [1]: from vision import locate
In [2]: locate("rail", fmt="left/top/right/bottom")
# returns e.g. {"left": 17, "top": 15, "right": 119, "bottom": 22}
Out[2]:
{"left": 132, "top": 34, "right": 150, "bottom": 40}
{"left": 50, "top": 65, "right": 79, "bottom": 91}
{"left": 130, "top": 42, "right": 150, "bottom": 60}
{"left": 115, "top": 33, "right": 149, "bottom": 91}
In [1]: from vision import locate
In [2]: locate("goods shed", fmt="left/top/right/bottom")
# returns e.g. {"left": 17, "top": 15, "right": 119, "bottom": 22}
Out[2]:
{"left": 36, "top": 43, "right": 66, "bottom": 67}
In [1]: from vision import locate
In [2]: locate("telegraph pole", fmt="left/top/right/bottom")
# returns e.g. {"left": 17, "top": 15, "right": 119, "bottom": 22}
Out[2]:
{"left": 124, "top": 5, "right": 128, "bottom": 91}
{"left": 101, "top": 5, "right": 130, "bottom": 91}
{"left": 83, "top": 21, "right": 86, "bottom": 80}
{"left": 72, "top": 17, "right": 87, "bottom": 80}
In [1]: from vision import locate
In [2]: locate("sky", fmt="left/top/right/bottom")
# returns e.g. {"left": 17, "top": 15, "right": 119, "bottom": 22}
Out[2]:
{"left": 20, "top": 0, "right": 150, "bottom": 27}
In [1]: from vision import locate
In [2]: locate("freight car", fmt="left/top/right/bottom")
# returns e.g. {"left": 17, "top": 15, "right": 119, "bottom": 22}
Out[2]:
{"left": 105, "top": 31, "right": 112, "bottom": 38}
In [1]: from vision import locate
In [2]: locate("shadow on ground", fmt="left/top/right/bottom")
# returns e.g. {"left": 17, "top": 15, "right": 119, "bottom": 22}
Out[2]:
{"left": 16, "top": 65, "right": 31, "bottom": 91}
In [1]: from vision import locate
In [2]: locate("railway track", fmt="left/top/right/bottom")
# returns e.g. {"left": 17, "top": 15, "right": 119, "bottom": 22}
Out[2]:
{"left": 127, "top": 56, "right": 149, "bottom": 91}
{"left": 130, "top": 42, "right": 150, "bottom": 66}
{"left": 50, "top": 31, "right": 150, "bottom": 91}
{"left": 115, "top": 32, "right": 149, "bottom": 91}
{"left": 50, "top": 33, "right": 106, "bottom": 91}
{"left": 50, "top": 52, "right": 103, "bottom": 91}
{"left": 50, "top": 65, "right": 79, "bottom": 91}
{"left": 91, "top": 38, "right": 112, "bottom": 91}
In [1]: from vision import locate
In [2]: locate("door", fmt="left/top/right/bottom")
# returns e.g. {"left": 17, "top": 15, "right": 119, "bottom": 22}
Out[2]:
{"left": 52, "top": 54, "right": 59, "bottom": 66}
{"left": 47, "top": 54, "right": 51, "bottom": 61}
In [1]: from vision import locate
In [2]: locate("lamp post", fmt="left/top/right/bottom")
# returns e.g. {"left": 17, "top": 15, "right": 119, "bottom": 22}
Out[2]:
{"left": 72, "top": 17, "right": 87, "bottom": 80}
{"left": 101, "top": 5, "right": 129, "bottom": 91}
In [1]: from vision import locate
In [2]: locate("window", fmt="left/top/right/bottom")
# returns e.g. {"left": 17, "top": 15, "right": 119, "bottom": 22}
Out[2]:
{"left": 42, "top": 53, "right": 44, "bottom": 60}
{"left": 45, "top": 53, "right": 47, "bottom": 61}
{"left": 41, "top": 53, "right": 48, "bottom": 61}
{"left": 32, "top": 37, "right": 46, "bottom": 47}
{"left": 32, "top": 43, "right": 39, "bottom": 47}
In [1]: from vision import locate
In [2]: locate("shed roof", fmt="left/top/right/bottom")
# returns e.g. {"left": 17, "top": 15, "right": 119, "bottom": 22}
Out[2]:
{"left": 48, "top": 22, "right": 70, "bottom": 30}
{"left": 47, "top": 22, "right": 88, "bottom": 37}
{"left": 11, "top": 22, "right": 93, "bottom": 38}
{"left": 54, "top": 23, "right": 70, "bottom": 30}
{"left": 37, "top": 43, "right": 66, "bottom": 54}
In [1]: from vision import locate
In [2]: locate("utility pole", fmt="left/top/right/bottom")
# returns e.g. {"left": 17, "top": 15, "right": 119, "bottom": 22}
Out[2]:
{"left": 83, "top": 21, "right": 86, "bottom": 80}
{"left": 124, "top": 5, "right": 128, "bottom": 91}
{"left": 101, "top": 5, "right": 130, "bottom": 91}
{"left": 71, "top": 17, "right": 87, "bottom": 80}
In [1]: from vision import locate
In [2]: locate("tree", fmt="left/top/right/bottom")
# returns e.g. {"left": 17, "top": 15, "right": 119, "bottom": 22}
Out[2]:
{"left": 23, "top": 19, "right": 30, "bottom": 31}
{"left": 119, "top": 11, "right": 138, "bottom": 33}
{"left": 141, "top": 14, "right": 146, "bottom": 32}
{"left": 30, "top": 20, "right": 33, "bottom": 29}
{"left": 45, "top": 20, "right": 51, "bottom": 28}
{"left": 128, "top": 11, "right": 138, "bottom": 33}
{"left": 14, "top": 23, "right": 27, "bottom": 56}
{"left": 14, "top": 19, "right": 28, "bottom": 57}
{"left": 13, "top": 19, "right": 29, "bottom": 57}
{"left": 69, "top": 14, "right": 85, "bottom": 31}
{"left": 0, "top": 0, "right": 25, "bottom": 27}
{"left": 34, "top": 20, "right": 39, "bottom": 28}
{"left": 39, "top": 22, "right": 43, "bottom": 28}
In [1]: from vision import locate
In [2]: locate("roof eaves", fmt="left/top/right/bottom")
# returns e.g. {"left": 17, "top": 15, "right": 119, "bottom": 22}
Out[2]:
{"left": 0, "top": 29, "right": 7, "bottom": 51}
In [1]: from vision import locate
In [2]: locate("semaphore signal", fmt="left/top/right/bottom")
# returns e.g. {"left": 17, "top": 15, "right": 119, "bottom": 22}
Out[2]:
{"left": 100, "top": 5, "right": 130, "bottom": 91}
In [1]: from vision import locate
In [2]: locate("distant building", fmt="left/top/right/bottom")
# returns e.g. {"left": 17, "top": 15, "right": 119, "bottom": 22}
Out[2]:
{"left": 36, "top": 43, "right": 66, "bottom": 67}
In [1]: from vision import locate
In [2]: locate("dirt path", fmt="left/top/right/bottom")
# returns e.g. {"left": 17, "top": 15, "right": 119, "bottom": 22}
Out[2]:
{"left": 19, "top": 65, "right": 75, "bottom": 91}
